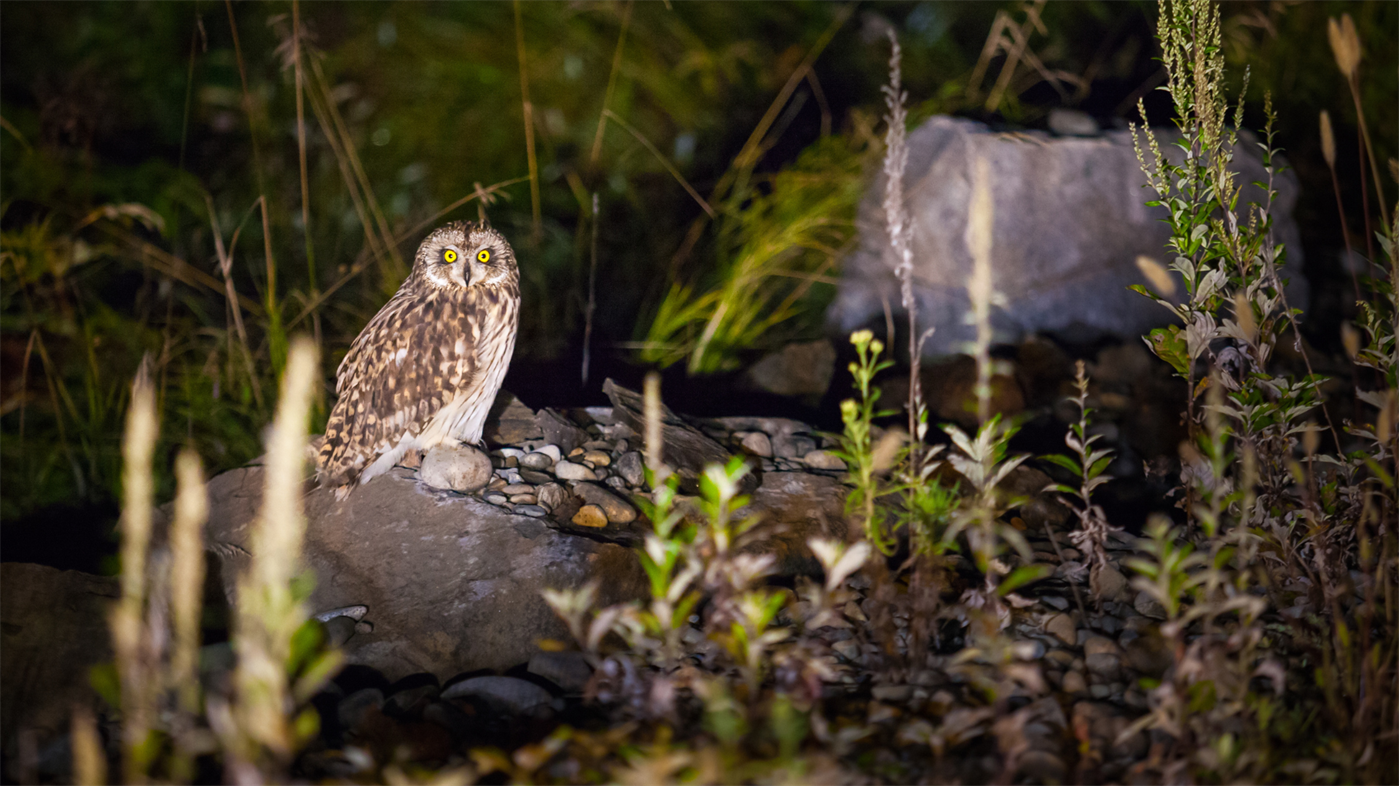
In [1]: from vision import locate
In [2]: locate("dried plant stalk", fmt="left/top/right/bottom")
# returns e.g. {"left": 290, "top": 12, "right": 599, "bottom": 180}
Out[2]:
{"left": 113, "top": 358, "right": 158, "bottom": 785}
{"left": 228, "top": 336, "right": 319, "bottom": 778}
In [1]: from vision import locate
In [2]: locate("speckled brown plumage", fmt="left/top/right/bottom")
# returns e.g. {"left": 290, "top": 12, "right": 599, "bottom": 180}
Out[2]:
{"left": 317, "top": 221, "right": 520, "bottom": 496}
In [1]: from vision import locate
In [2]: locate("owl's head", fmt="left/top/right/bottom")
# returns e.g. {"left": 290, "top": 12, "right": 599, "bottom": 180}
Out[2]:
{"left": 414, "top": 221, "right": 517, "bottom": 290}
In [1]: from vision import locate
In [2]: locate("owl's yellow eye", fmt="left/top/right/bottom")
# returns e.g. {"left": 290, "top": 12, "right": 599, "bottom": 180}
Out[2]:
{"left": 443, "top": 249, "right": 458, "bottom": 263}
{"left": 476, "top": 249, "right": 491, "bottom": 263}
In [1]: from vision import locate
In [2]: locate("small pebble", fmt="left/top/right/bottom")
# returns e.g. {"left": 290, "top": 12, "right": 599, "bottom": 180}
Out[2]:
{"left": 516, "top": 504, "right": 547, "bottom": 517}
{"left": 1089, "top": 684, "right": 1112, "bottom": 699}
{"left": 483, "top": 492, "right": 509, "bottom": 505}
{"left": 582, "top": 450, "right": 611, "bottom": 466}
{"left": 554, "top": 461, "right": 598, "bottom": 481}
{"left": 568, "top": 447, "right": 585, "bottom": 457}
{"left": 871, "top": 684, "right": 912, "bottom": 703}
{"left": 518, "top": 468, "right": 553, "bottom": 485}
{"left": 520, "top": 452, "right": 553, "bottom": 470}
{"left": 1062, "top": 671, "right": 1087, "bottom": 694}
{"left": 1083, "top": 636, "right": 1121, "bottom": 658}
{"left": 501, "top": 483, "right": 534, "bottom": 495}
{"left": 1045, "top": 612, "right": 1077, "bottom": 645}
{"left": 1041, "top": 595, "right": 1070, "bottom": 611}
{"left": 571, "top": 504, "right": 608, "bottom": 528}
{"left": 535, "top": 444, "right": 563, "bottom": 463}
{"left": 1098, "top": 565, "right": 1131, "bottom": 601}
{"left": 831, "top": 639, "right": 861, "bottom": 661}
{"left": 509, "top": 494, "right": 538, "bottom": 505}
{"left": 1085, "top": 652, "right": 1122, "bottom": 681}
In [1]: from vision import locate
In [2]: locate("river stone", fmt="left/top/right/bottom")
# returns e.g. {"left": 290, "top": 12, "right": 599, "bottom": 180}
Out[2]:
{"left": 1134, "top": 590, "right": 1168, "bottom": 620}
{"left": 1096, "top": 564, "right": 1131, "bottom": 602}
{"left": 571, "top": 483, "right": 637, "bottom": 524}
{"left": 519, "top": 452, "right": 553, "bottom": 471}
{"left": 554, "top": 461, "right": 597, "bottom": 482}
{"left": 418, "top": 444, "right": 493, "bottom": 493}
{"left": 828, "top": 115, "right": 1306, "bottom": 355}
{"left": 800, "top": 450, "right": 846, "bottom": 471}
{"left": 1044, "top": 612, "right": 1077, "bottom": 645}
{"left": 528, "top": 651, "right": 593, "bottom": 694}
{"left": 203, "top": 465, "right": 647, "bottom": 681}
{"left": 571, "top": 504, "right": 608, "bottom": 529}
{"left": 745, "top": 339, "right": 837, "bottom": 402}
{"left": 739, "top": 431, "right": 774, "bottom": 458}
{"left": 483, "top": 392, "right": 543, "bottom": 445}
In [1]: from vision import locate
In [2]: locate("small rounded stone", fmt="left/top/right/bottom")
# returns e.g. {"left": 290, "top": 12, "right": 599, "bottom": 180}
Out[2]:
{"left": 571, "top": 504, "right": 608, "bottom": 528}
{"left": 740, "top": 431, "right": 773, "bottom": 457}
{"left": 1062, "top": 670, "right": 1087, "bottom": 694}
{"left": 554, "top": 461, "right": 598, "bottom": 481}
{"left": 516, "top": 504, "right": 547, "bottom": 517}
{"left": 418, "top": 444, "right": 494, "bottom": 493}
{"left": 801, "top": 449, "right": 846, "bottom": 470}
{"left": 520, "top": 452, "right": 553, "bottom": 470}
{"left": 582, "top": 450, "right": 611, "bottom": 466}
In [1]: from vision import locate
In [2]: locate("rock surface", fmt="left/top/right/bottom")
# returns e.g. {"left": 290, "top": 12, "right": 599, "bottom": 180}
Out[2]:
{"left": 828, "top": 115, "right": 1307, "bottom": 355}
{"left": 204, "top": 465, "right": 649, "bottom": 681}
{"left": 0, "top": 564, "right": 118, "bottom": 752}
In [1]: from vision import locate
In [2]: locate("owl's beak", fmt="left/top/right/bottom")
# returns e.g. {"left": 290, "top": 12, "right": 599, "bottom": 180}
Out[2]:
{"left": 457, "top": 261, "right": 472, "bottom": 287}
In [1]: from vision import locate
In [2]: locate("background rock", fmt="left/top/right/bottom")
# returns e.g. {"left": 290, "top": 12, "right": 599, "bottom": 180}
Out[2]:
{"left": 745, "top": 339, "right": 837, "bottom": 403}
{"left": 1, "top": 564, "right": 117, "bottom": 757}
{"left": 204, "top": 466, "right": 648, "bottom": 681}
{"left": 828, "top": 115, "right": 1306, "bottom": 355}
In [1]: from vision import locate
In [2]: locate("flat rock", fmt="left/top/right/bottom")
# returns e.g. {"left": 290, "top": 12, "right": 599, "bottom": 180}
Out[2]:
{"left": 603, "top": 379, "right": 742, "bottom": 493}
{"left": 203, "top": 465, "right": 647, "bottom": 681}
{"left": 527, "top": 651, "right": 593, "bottom": 694}
{"left": 0, "top": 564, "right": 118, "bottom": 751}
{"left": 535, "top": 409, "right": 589, "bottom": 455}
{"left": 554, "top": 461, "right": 596, "bottom": 482}
{"left": 614, "top": 452, "right": 645, "bottom": 487}
{"left": 483, "top": 392, "right": 543, "bottom": 445}
{"left": 442, "top": 675, "right": 553, "bottom": 717}
{"left": 1044, "top": 612, "right": 1077, "bottom": 645}
{"left": 1133, "top": 590, "right": 1168, "bottom": 620}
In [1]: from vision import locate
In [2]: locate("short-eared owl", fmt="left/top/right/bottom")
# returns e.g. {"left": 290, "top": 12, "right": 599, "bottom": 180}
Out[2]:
{"left": 317, "top": 221, "right": 520, "bottom": 497}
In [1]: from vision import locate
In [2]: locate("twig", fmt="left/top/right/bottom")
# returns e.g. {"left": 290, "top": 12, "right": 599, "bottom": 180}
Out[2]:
{"left": 603, "top": 109, "right": 714, "bottom": 218}
{"left": 590, "top": 0, "right": 634, "bottom": 165}
{"left": 514, "top": 0, "right": 542, "bottom": 243}
{"left": 583, "top": 193, "right": 600, "bottom": 386}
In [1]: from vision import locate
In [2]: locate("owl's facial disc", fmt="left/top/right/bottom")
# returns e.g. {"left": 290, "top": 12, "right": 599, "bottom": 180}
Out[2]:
{"left": 423, "top": 244, "right": 471, "bottom": 288}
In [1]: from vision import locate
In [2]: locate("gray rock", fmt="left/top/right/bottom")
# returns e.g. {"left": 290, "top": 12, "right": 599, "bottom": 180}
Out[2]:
{"left": 603, "top": 379, "right": 741, "bottom": 493}
{"left": 535, "top": 409, "right": 589, "bottom": 454}
{"left": 554, "top": 461, "right": 597, "bottom": 482}
{"left": 418, "top": 444, "right": 493, "bottom": 493}
{"left": 520, "top": 452, "right": 553, "bottom": 470}
{"left": 483, "top": 392, "right": 543, "bottom": 445}
{"left": 572, "top": 482, "right": 637, "bottom": 524}
{"left": 1018, "top": 750, "right": 1067, "bottom": 782}
{"left": 1085, "top": 652, "right": 1123, "bottom": 681}
{"left": 829, "top": 115, "right": 1306, "bottom": 355}
{"left": 745, "top": 339, "right": 836, "bottom": 402}
{"left": 516, "top": 504, "right": 547, "bottom": 517}
{"left": 1040, "top": 595, "right": 1069, "bottom": 611}
{"left": 1096, "top": 564, "right": 1131, "bottom": 603}
{"left": 1044, "top": 612, "right": 1077, "bottom": 645}
{"left": 338, "top": 688, "right": 384, "bottom": 730}
{"left": 204, "top": 465, "right": 648, "bottom": 680}
{"left": 384, "top": 683, "right": 440, "bottom": 718}
{"left": 1047, "top": 107, "right": 1100, "bottom": 137}
{"left": 1134, "top": 590, "right": 1168, "bottom": 620}
{"left": 739, "top": 431, "right": 773, "bottom": 458}
{"left": 442, "top": 675, "right": 554, "bottom": 717}
{"left": 528, "top": 651, "right": 593, "bottom": 694}
{"left": 614, "top": 451, "right": 645, "bottom": 487}
{"left": 0, "top": 564, "right": 117, "bottom": 751}
{"left": 518, "top": 469, "right": 553, "bottom": 485}
{"left": 535, "top": 483, "right": 568, "bottom": 512}
{"left": 800, "top": 449, "right": 846, "bottom": 471}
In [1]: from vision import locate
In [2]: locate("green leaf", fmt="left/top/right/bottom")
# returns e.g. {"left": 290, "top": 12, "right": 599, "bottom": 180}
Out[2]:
{"left": 998, "top": 564, "right": 1051, "bottom": 595}
{"left": 1041, "top": 454, "right": 1082, "bottom": 475}
{"left": 1146, "top": 326, "right": 1190, "bottom": 376}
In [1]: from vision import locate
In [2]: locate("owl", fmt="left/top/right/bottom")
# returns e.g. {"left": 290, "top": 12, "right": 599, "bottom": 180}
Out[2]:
{"left": 317, "top": 221, "right": 520, "bottom": 498}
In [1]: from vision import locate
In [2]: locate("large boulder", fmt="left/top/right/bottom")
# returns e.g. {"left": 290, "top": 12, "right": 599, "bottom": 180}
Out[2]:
{"left": 204, "top": 466, "right": 649, "bottom": 682}
{"left": 828, "top": 115, "right": 1307, "bottom": 355}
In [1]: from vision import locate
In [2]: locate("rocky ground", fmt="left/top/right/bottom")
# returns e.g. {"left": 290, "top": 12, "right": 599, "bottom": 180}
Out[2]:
{"left": 3, "top": 333, "right": 1360, "bottom": 783}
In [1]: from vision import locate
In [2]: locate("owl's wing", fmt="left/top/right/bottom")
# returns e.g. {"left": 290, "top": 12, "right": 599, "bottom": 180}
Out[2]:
{"left": 317, "top": 289, "right": 481, "bottom": 487}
